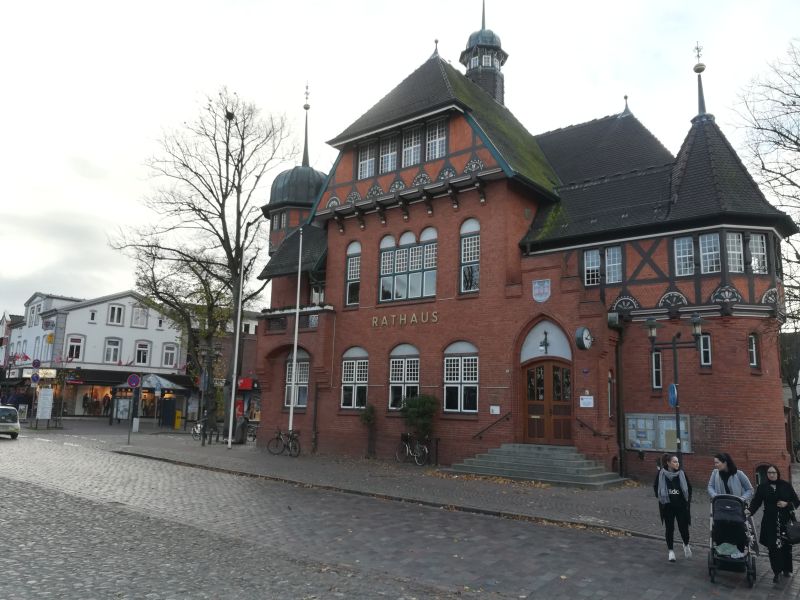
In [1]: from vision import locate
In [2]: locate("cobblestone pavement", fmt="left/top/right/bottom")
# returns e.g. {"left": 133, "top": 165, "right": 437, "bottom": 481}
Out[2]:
{"left": 3, "top": 419, "right": 800, "bottom": 598}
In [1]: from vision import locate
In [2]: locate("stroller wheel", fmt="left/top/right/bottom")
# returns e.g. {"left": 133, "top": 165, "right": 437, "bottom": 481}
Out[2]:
{"left": 746, "top": 572, "right": 754, "bottom": 588}
{"left": 709, "top": 568, "right": 716, "bottom": 583}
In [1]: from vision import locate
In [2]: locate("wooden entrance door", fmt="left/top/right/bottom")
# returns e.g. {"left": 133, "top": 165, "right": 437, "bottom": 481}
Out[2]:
{"left": 524, "top": 361, "right": 573, "bottom": 445}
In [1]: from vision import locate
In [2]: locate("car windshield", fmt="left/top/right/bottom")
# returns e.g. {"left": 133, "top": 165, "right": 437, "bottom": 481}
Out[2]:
{"left": 0, "top": 407, "right": 19, "bottom": 423}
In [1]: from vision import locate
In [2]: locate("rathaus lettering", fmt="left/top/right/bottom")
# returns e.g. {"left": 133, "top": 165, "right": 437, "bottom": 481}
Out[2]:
{"left": 371, "top": 311, "right": 439, "bottom": 328}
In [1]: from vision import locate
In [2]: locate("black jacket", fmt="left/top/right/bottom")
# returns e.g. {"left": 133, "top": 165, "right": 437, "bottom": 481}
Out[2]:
{"left": 654, "top": 468, "right": 692, "bottom": 523}
{"left": 749, "top": 479, "right": 800, "bottom": 547}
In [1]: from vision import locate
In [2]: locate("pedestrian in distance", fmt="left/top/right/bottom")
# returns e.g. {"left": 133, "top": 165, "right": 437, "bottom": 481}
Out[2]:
{"left": 708, "top": 452, "right": 754, "bottom": 557}
{"left": 746, "top": 464, "right": 800, "bottom": 583}
{"left": 654, "top": 453, "right": 692, "bottom": 562}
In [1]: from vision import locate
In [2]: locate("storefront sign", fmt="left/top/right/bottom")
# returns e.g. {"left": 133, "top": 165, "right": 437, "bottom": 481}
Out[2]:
{"left": 36, "top": 388, "right": 54, "bottom": 420}
{"left": 371, "top": 311, "right": 438, "bottom": 328}
{"left": 22, "top": 368, "right": 56, "bottom": 379}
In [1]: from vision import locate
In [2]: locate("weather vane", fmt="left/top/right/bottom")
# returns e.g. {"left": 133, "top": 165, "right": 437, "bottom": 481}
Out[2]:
{"left": 694, "top": 42, "right": 703, "bottom": 63}
{"left": 304, "top": 83, "right": 310, "bottom": 111}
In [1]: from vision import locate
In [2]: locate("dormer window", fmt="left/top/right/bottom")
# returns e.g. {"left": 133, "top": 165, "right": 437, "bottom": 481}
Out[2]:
{"left": 426, "top": 119, "right": 447, "bottom": 161}
{"left": 470, "top": 56, "right": 479, "bottom": 68}
{"left": 379, "top": 136, "right": 398, "bottom": 173}
{"left": 482, "top": 54, "right": 492, "bottom": 67}
{"left": 358, "top": 143, "right": 376, "bottom": 180}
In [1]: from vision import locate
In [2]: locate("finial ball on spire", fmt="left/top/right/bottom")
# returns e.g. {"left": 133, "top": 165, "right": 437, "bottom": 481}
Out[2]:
{"left": 693, "top": 62, "right": 706, "bottom": 74}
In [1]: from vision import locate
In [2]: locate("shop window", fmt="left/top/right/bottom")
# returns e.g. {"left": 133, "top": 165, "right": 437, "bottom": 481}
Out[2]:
{"left": 341, "top": 347, "right": 368, "bottom": 409}
{"left": 389, "top": 344, "right": 419, "bottom": 410}
{"left": 443, "top": 341, "right": 478, "bottom": 413}
{"left": 460, "top": 219, "right": 480, "bottom": 293}
{"left": 626, "top": 414, "right": 691, "bottom": 452}
{"left": 345, "top": 241, "right": 361, "bottom": 306}
{"left": 674, "top": 236, "right": 694, "bottom": 276}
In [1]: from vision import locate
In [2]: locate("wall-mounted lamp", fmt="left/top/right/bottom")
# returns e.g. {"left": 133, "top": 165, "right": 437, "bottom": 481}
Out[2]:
{"left": 539, "top": 331, "right": 549, "bottom": 353}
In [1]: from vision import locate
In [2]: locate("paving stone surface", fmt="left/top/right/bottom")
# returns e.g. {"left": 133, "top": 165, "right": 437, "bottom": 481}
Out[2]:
{"left": 2, "top": 418, "right": 799, "bottom": 599}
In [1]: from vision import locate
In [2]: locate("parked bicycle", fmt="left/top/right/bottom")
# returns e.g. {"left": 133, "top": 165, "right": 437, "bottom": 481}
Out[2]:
{"left": 266, "top": 428, "right": 301, "bottom": 457}
{"left": 395, "top": 432, "right": 429, "bottom": 466}
{"left": 246, "top": 422, "right": 259, "bottom": 443}
{"left": 191, "top": 418, "right": 206, "bottom": 441}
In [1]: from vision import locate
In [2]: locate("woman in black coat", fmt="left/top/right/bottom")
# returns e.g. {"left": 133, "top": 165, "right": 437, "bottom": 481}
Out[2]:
{"left": 747, "top": 464, "right": 800, "bottom": 583}
{"left": 654, "top": 453, "right": 692, "bottom": 562}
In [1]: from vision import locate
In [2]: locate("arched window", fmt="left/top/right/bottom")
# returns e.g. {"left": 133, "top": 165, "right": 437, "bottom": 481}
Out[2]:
{"left": 389, "top": 344, "right": 420, "bottom": 410}
{"left": 460, "top": 219, "right": 480, "bottom": 293}
{"left": 341, "top": 347, "right": 368, "bottom": 409}
{"left": 345, "top": 241, "right": 361, "bottom": 306}
{"left": 285, "top": 349, "right": 310, "bottom": 407}
{"left": 443, "top": 341, "right": 478, "bottom": 413}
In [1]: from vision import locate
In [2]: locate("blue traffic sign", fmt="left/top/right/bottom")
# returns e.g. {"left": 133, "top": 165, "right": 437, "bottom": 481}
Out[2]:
{"left": 668, "top": 383, "right": 678, "bottom": 408}
{"left": 127, "top": 374, "right": 141, "bottom": 388}
{"left": 31, "top": 373, "right": 40, "bottom": 384}
{"left": 32, "top": 359, "right": 41, "bottom": 369}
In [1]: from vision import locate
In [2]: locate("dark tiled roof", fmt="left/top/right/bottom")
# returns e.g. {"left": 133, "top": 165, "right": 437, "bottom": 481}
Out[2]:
{"left": 327, "top": 56, "right": 559, "bottom": 195}
{"left": 268, "top": 164, "right": 327, "bottom": 210}
{"left": 534, "top": 112, "right": 674, "bottom": 185}
{"left": 523, "top": 166, "right": 673, "bottom": 250}
{"left": 258, "top": 226, "right": 327, "bottom": 280}
{"left": 668, "top": 114, "right": 796, "bottom": 236}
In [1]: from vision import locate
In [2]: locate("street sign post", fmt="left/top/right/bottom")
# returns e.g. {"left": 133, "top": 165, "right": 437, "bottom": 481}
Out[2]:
{"left": 668, "top": 383, "right": 678, "bottom": 408}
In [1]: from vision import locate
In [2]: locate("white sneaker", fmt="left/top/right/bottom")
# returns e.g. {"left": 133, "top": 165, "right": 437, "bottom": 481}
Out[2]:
{"left": 668, "top": 550, "right": 676, "bottom": 562}
{"left": 684, "top": 544, "right": 692, "bottom": 559}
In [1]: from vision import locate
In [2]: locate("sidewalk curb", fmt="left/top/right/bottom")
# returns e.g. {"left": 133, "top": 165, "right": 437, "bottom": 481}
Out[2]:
{"left": 114, "top": 449, "right": 662, "bottom": 543}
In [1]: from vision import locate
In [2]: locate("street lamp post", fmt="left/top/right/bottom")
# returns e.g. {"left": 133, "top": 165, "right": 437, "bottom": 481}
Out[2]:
{"left": 646, "top": 313, "right": 703, "bottom": 462}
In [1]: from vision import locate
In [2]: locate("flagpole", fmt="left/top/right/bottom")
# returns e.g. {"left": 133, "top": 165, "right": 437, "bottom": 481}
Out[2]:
{"left": 227, "top": 256, "right": 246, "bottom": 449}
{"left": 289, "top": 227, "right": 303, "bottom": 433}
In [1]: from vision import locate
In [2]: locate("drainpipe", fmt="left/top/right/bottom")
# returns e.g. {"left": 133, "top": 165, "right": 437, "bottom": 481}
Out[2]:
{"left": 615, "top": 326, "right": 626, "bottom": 477}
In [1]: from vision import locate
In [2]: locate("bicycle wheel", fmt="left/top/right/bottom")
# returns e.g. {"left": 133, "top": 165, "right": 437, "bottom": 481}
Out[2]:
{"left": 267, "top": 436, "right": 284, "bottom": 455}
{"left": 247, "top": 426, "right": 257, "bottom": 442}
{"left": 288, "top": 438, "right": 301, "bottom": 457}
{"left": 191, "top": 426, "right": 200, "bottom": 441}
{"left": 395, "top": 441, "right": 409, "bottom": 463}
{"left": 413, "top": 443, "right": 429, "bottom": 466}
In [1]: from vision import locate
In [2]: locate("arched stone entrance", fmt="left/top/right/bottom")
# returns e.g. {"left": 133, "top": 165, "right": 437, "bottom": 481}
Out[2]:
{"left": 520, "top": 321, "right": 573, "bottom": 445}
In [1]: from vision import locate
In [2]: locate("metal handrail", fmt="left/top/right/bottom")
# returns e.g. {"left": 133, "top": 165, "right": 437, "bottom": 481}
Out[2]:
{"left": 472, "top": 411, "right": 512, "bottom": 439}
{"left": 575, "top": 416, "right": 613, "bottom": 438}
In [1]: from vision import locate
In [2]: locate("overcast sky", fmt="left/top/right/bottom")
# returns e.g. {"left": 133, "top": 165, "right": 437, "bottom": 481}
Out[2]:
{"left": 1, "top": 0, "right": 798, "bottom": 315}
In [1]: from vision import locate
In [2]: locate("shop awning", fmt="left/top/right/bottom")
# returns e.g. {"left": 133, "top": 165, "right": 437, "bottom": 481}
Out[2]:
{"left": 114, "top": 373, "right": 189, "bottom": 392}
{"left": 0, "top": 379, "right": 24, "bottom": 387}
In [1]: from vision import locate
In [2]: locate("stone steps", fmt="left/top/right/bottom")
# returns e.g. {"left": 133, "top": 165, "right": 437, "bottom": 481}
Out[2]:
{"left": 442, "top": 443, "right": 628, "bottom": 490}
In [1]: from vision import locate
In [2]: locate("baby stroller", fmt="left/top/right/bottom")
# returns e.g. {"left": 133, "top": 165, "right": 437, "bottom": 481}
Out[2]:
{"left": 707, "top": 494, "right": 758, "bottom": 587}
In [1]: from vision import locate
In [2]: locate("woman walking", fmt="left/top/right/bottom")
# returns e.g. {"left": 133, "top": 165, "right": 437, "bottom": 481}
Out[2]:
{"left": 747, "top": 465, "right": 800, "bottom": 583}
{"left": 707, "top": 452, "right": 754, "bottom": 558}
{"left": 654, "top": 453, "right": 692, "bottom": 562}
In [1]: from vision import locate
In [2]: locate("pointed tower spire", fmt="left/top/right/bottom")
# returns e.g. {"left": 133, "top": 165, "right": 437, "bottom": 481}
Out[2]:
{"left": 302, "top": 84, "right": 310, "bottom": 167}
{"left": 482, "top": 0, "right": 486, "bottom": 29}
{"left": 459, "top": 0, "right": 508, "bottom": 104}
{"left": 620, "top": 94, "right": 631, "bottom": 116}
{"left": 693, "top": 42, "right": 707, "bottom": 116}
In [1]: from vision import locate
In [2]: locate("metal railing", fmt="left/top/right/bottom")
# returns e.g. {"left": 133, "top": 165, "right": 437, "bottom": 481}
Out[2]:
{"left": 575, "top": 416, "right": 613, "bottom": 438}
{"left": 472, "top": 411, "right": 512, "bottom": 439}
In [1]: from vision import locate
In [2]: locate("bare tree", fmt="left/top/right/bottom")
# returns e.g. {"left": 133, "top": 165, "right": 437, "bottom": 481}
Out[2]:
{"left": 740, "top": 41, "right": 800, "bottom": 324}
{"left": 113, "top": 88, "right": 294, "bottom": 415}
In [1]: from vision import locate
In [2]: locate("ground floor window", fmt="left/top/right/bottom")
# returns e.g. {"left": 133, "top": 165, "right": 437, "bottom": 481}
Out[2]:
{"left": 389, "top": 356, "right": 419, "bottom": 410}
{"left": 626, "top": 413, "right": 691, "bottom": 452}
{"left": 284, "top": 360, "right": 309, "bottom": 408}
{"left": 443, "top": 341, "right": 479, "bottom": 413}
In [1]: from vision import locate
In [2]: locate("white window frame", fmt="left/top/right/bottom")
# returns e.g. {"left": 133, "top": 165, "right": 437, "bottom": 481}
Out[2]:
{"left": 346, "top": 241, "right": 361, "bottom": 306}
{"left": 674, "top": 237, "right": 694, "bottom": 276}
{"left": 651, "top": 350, "right": 662, "bottom": 389}
{"left": 379, "top": 136, "right": 398, "bottom": 174}
{"left": 163, "top": 343, "right": 177, "bottom": 368}
{"left": 699, "top": 334, "right": 712, "bottom": 366}
{"left": 104, "top": 338, "right": 121, "bottom": 364}
{"left": 389, "top": 356, "right": 420, "bottom": 410}
{"left": 380, "top": 234, "right": 437, "bottom": 303}
{"left": 89, "top": 310, "right": 97, "bottom": 323}
{"left": 33, "top": 337, "right": 41, "bottom": 361}
{"left": 108, "top": 304, "right": 124, "bottom": 326}
{"left": 358, "top": 143, "right": 376, "bottom": 180}
{"left": 748, "top": 334, "right": 759, "bottom": 368}
{"left": 402, "top": 127, "right": 421, "bottom": 168}
{"left": 482, "top": 53, "right": 492, "bottom": 67}
{"left": 584, "top": 249, "right": 600, "bottom": 286}
{"left": 605, "top": 246, "right": 622, "bottom": 284}
{"left": 131, "top": 306, "right": 148, "bottom": 328}
{"left": 749, "top": 233, "right": 768, "bottom": 274}
{"left": 285, "top": 361, "right": 309, "bottom": 408}
{"left": 726, "top": 232, "right": 744, "bottom": 273}
{"left": 626, "top": 413, "right": 691, "bottom": 452}
{"left": 425, "top": 119, "right": 447, "bottom": 161}
{"left": 66, "top": 335, "right": 84, "bottom": 361}
{"left": 470, "top": 56, "right": 479, "bottom": 69}
{"left": 699, "top": 233, "right": 721, "bottom": 274}
{"left": 460, "top": 220, "right": 480, "bottom": 293}
{"left": 443, "top": 355, "right": 479, "bottom": 413}
{"left": 134, "top": 341, "right": 151, "bottom": 366}
{"left": 341, "top": 358, "right": 368, "bottom": 409}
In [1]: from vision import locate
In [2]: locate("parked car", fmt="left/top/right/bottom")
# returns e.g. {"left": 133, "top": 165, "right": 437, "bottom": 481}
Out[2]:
{"left": 0, "top": 405, "right": 20, "bottom": 439}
